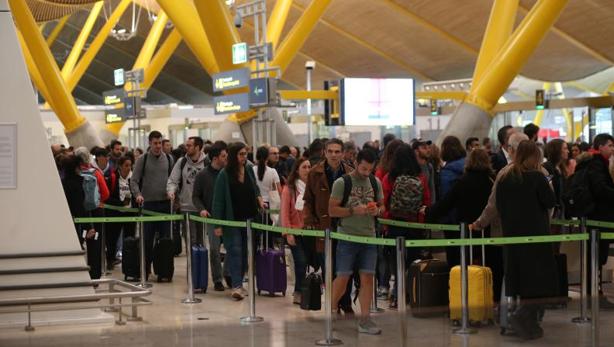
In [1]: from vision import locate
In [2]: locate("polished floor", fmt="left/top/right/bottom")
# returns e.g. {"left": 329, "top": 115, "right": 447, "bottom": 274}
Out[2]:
{"left": 1, "top": 253, "right": 613, "bottom": 347}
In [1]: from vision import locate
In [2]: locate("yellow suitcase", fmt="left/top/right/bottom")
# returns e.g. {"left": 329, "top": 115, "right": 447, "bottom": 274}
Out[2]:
{"left": 449, "top": 264, "right": 494, "bottom": 323}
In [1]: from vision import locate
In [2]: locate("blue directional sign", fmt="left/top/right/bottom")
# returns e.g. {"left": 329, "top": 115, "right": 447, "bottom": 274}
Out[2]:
{"left": 214, "top": 93, "right": 250, "bottom": 115}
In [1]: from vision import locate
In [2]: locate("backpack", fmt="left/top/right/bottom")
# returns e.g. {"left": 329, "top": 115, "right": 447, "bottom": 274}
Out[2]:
{"left": 138, "top": 152, "right": 173, "bottom": 191}
{"left": 562, "top": 166, "right": 594, "bottom": 218}
{"left": 389, "top": 175, "right": 424, "bottom": 219}
{"left": 177, "top": 157, "right": 189, "bottom": 194}
{"left": 81, "top": 168, "right": 100, "bottom": 211}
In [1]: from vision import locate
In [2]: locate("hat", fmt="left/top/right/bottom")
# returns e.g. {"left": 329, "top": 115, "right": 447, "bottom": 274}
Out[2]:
{"left": 411, "top": 138, "right": 432, "bottom": 150}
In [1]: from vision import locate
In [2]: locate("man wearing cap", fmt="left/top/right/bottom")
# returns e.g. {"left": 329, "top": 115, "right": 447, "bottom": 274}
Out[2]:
{"left": 412, "top": 139, "right": 436, "bottom": 204}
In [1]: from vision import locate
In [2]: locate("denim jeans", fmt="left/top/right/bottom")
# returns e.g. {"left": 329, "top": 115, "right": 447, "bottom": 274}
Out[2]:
{"left": 224, "top": 227, "right": 248, "bottom": 289}
{"left": 143, "top": 200, "right": 171, "bottom": 275}
{"left": 205, "top": 222, "right": 227, "bottom": 284}
{"left": 289, "top": 236, "right": 308, "bottom": 294}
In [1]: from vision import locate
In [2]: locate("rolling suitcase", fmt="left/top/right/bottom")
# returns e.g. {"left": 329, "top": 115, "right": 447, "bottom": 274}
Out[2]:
{"left": 122, "top": 236, "right": 140, "bottom": 281}
{"left": 172, "top": 220, "right": 182, "bottom": 256}
{"left": 300, "top": 270, "right": 322, "bottom": 311}
{"left": 449, "top": 229, "right": 494, "bottom": 324}
{"left": 256, "top": 230, "right": 287, "bottom": 296}
{"left": 408, "top": 259, "right": 450, "bottom": 317}
{"left": 191, "top": 244, "right": 209, "bottom": 293}
{"left": 153, "top": 203, "right": 175, "bottom": 282}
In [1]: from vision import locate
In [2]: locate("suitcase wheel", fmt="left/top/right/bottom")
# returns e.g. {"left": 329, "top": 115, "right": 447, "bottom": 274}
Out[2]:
{"left": 282, "top": 292, "right": 286, "bottom": 297}
{"left": 451, "top": 320, "right": 460, "bottom": 327}
{"left": 257, "top": 290, "right": 261, "bottom": 295}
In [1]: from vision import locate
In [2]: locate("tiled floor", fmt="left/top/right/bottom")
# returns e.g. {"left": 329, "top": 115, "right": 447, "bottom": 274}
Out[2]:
{"left": 0, "top": 254, "right": 612, "bottom": 347}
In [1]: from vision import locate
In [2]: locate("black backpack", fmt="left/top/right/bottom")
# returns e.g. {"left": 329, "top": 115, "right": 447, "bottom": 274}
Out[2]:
{"left": 340, "top": 174, "right": 379, "bottom": 207}
{"left": 562, "top": 166, "right": 594, "bottom": 217}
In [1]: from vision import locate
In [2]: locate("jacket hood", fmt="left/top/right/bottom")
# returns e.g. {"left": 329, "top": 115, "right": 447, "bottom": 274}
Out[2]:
{"left": 575, "top": 152, "right": 594, "bottom": 170}
{"left": 184, "top": 152, "right": 207, "bottom": 167}
{"left": 443, "top": 157, "right": 465, "bottom": 175}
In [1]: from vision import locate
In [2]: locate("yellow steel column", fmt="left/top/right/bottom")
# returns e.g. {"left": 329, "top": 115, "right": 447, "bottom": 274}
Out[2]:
{"left": 143, "top": 28, "right": 182, "bottom": 90}
{"left": 553, "top": 82, "right": 574, "bottom": 139}
{"left": 267, "top": 0, "right": 293, "bottom": 49}
{"left": 10, "top": 0, "right": 85, "bottom": 133}
{"left": 533, "top": 82, "right": 551, "bottom": 126}
{"left": 105, "top": 12, "right": 173, "bottom": 136}
{"left": 61, "top": 1, "right": 103, "bottom": 79}
{"left": 46, "top": 16, "right": 68, "bottom": 47}
{"left": 157, "top": 0, "right": 219, "bottom": 74}
{"left": 17, "top": 31, "right": 56, "bottom": 110}
{"left": 272, "top": 0, "right": 332, "bottom": 74}
{"left": 193, "top": 0, "right": 241, "bottom": 72}
{"left": 472, "top": 0, "right": 519, "bottom": 87}
{"left": 66, "top": 0, "right": 132, "bottom": 92}
{"left": 466, "top": 0, "right": 569, "bottom": 112}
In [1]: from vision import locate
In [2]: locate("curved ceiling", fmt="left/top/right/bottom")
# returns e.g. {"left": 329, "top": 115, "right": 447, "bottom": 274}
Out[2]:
{"left": 34, "top": 0, "right": 614, "bottom": 105}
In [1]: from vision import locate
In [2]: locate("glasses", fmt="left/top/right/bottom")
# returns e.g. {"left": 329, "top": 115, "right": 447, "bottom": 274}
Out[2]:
{"left": 238, "top": 152, "right": 248, "bottom": 156}
{"left": 270, "top": 152, "right": 279, "bottom": 155}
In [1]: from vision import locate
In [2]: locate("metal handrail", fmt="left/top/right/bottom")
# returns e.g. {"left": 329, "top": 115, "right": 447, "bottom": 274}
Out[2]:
{"left": 0, "top": 266, "right": 90, "bottom": 275}
{"left": 0, "top": 250, "right": 85, "bottom": 259}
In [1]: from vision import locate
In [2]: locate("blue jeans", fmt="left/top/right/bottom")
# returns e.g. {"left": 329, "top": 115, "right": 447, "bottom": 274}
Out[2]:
{"left": 143, "top": 200, "right": 171, "bottom": 275}
{"left": 223, "top": 227, "right": 248, "bottom": 289}
{"left": 289, "top": 237, "right": 307, "bottom": 294}
{"left": 335, "top": 240, "right": 377, "bottom": 276}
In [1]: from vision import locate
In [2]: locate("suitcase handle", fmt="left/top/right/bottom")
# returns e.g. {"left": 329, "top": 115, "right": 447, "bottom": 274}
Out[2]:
{"left": 469, "top": 226, "right": 486, "bottom": 266}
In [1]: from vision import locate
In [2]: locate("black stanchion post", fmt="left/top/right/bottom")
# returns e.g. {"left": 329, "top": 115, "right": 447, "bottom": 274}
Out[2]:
{"left": 454, "top": 223, "right": 476, "bottom": 335}
{"left": 590, "top": 228, "right": 600, "bottom": 347}
{"left": 137, "top": 211, "right": 152, "bottom": 289}
{"left": 101, "top": 209, "right": 109, "bottom": 276}
{"left": 182, "top": 213, "right": 201, "bottom": 304}
{"left": 316, "top": 229, "right": 342, "bottom": 346}
{"left": 396, "top": 237, "right": 407, "bottom": 345}
{"left": 241, "top": 219, "right": 263, "bottom": 323}
{"left": 573, "top": 217, "right": 590, "bottom": 324}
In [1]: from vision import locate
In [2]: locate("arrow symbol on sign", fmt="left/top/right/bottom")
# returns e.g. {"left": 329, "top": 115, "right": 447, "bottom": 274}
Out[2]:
{"left": 254, "top": 87, "right": 263, "bottom": 96}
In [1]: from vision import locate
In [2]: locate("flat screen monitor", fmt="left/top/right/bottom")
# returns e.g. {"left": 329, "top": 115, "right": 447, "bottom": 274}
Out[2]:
{"left": 340, "top": 78, "right": 415, "bottom": 126}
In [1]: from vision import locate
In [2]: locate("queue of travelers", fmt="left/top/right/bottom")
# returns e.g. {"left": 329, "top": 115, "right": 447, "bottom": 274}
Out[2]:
{"left": 52, "top": 126, "right": 614, "bottom": 339}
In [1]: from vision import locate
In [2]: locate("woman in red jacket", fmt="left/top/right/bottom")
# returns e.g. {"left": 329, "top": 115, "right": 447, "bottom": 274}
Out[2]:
{"left": 281, "top": 157, "right": 311, "bottom": 305}
{"left": 381, "top": 143, "right": 431, "bottom": 308}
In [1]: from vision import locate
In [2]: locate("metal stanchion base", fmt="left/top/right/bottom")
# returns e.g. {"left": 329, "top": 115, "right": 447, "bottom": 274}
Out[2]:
{"left": 24, "top": 326, "right": 35, "bottom": 332}
{"left": 115, "top": 320, "right": 127, "bottom": 326}
{"left": 453, "top": 327, "right": 477, "bottom": 335}
{"left": 136, "top": 283, "right": 153, "bottom": 289}
{"left": 572, "top": 316, "right": 591, "bottom": 324}
{"left": 315, "top": 338, "right": 343, "bottom": 346}
{"left": 104, "top": 307, "right": 119, "bottom": 312}
{"left": 240, "top": 316, "right": 264, "bottom": 324}
{"left": 127, "top": 316, "right": 143, "bottom": 322}
{"left": 182, "top": 297, "right": 202, "bottom": 304}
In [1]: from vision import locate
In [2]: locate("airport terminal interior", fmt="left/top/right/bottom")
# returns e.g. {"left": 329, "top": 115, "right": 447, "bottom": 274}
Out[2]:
{"left": 1, "top": 0, "right": 614, "bottom": 346}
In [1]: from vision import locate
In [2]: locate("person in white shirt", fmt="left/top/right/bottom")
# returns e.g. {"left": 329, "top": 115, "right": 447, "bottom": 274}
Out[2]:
{"left": 253, "top": 146, "right": 282, "bottom": 214}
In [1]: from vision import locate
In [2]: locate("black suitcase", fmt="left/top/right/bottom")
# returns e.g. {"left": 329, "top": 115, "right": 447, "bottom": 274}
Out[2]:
{"left": 172, "top": 221, "right": 182, "bottom": 256}
{"left": 553, "top": 253, "right": 569, "bottom": 307}
{"left": 122, "top": 236, "right": 140, "bottom": 281}
{"left": 408, "top": 259, "right": 450, "bottom": 317}
{"left": 153, "top": 237, "right": 175, "bottom": 282}
{"left": 300, "top": 272, "right": 322, "bottom": 311}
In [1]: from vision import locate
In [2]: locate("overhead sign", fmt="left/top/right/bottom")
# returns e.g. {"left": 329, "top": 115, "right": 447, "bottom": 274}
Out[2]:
{"left": 249, "top": 77, "right": 277, "bottom": 106}
{"left": 212, "top": 68, "right": 250, "bottom": 92}
{"left": 103, "top": 89, "right": 126, "bottom": 106}
{"left": 105, "top": 112, "right": 124, "bottom": 124}
{"left": 214, "top": 93, "right": 250, "bottom": 115}
{"left": 430, "top": 99, "right": 438, "bottom": 116}
{"left": 113, "top": 68, "right": 125, "bottom": 86}
{"left": 232, "top": 42, "right": 248, "bottom": 65}
{"left": 535, "top": 89, "right": 546, "bottom": 110}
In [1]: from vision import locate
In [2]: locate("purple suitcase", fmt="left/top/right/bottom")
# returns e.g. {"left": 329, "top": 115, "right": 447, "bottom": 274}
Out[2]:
{"left": 256, "top": 248, "right": 287, "bottom": 296}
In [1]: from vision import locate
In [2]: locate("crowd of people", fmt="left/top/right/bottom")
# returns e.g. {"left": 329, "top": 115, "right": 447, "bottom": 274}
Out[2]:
{"left": 51, "top": 124, "right": 614, "bottom": 339}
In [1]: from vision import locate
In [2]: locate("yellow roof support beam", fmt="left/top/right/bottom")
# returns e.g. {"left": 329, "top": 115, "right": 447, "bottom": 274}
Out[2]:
{"left": 290, "top": 2, "right": 432, "bottom": 81}
{"left": 467, "top": 0, "right": 569, "bottom": 113}
{"left": 46, "top": 15, "right": 68, "bottom": 47}
{"left": 17, "top": 31, "right": 56, "bottom": 110}
{"left": 279, "top": 90, "right": 337, "bottom": 100}
{"left": 553, "top": 82, "right": 574, "bottom": 140}
{"left": 106, "top": 10, "right": 172, "bottom": 136}
{"left": 518, "top": 5, "right": 614, "bottom": 66}
{"left": 66, "top": 0, "right": 132, "bottom": 92}
{"left": 380, "top": 0, "right": 478, "bottom": 56}
{"left": 472, "top": 0, "right": 519, "bottom": 87}
{"left": 157, "top": 0, "right": 219, "bottom": 75}
{"left": 194, "top": 0, "right": 242, "bottom": 72}
{"left": 10, "top": 0, "right": 85, "bottom": 133}
{"left": 143, "top": 28, "right": 182, "bottom": 90}
{"left": 268, "top": 0, "right": 293, "bottom": 50}
{"left": 61, "top": 1, "right": 103, "bottom": 79}
{"left": 416, "top": 91, "right": 467, "bottom": 100}
{"left": 274, "top": 0, "right": 333, "bottom": 75}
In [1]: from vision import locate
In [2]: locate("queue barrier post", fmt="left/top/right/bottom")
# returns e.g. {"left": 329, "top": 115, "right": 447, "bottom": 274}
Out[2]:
{"left": 182, "top": 213, "right": 201, "bottom": 304}
{"left": 572, "top": 217, "right": 590, "bottom": 324}
{"left": 316, "top": 229, "right": 342, "bottom": 346}
{"left": 590, "top": 228, "right": 600, "bottom": 347}
{"left": 453, "top": 223, "right": 476, "bottom": 335}
{"left": 396, "top": 237, "right": 407, "bottom": 346}
{"left": 241, "top": 219, "right": 263, "bottom": 324}
{"left": 136, "top": 209, "right": 152, "bottom": 289}
{"left": 370, "top": 232, "right": 384, "bottom": 314}
{"left": 101, "top": 209, "right": 110, "bottom": 277}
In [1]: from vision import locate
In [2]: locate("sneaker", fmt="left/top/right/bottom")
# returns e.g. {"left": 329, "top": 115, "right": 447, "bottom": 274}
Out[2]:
{"left": 231, "top": 288, "right": 244, "bottom": 301}
{"left": 358, "top": 318, "right": 382, "bottom": 335}
{"left": 293, "top": 292, "right": 302, "bottom": 305}
{"left": 214, "top": 282, "right": 225, "bottom": 291}
{"left": 240, "top": 287, "right": 249, "bottom": 297}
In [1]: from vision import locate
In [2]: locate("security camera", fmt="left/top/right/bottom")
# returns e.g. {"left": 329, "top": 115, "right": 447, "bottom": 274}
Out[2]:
{"left": 234, "top": 13, "right": 243, "bottom": 28}
{"left": 305, "top": 61, "right": 316, "bottom": 70}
